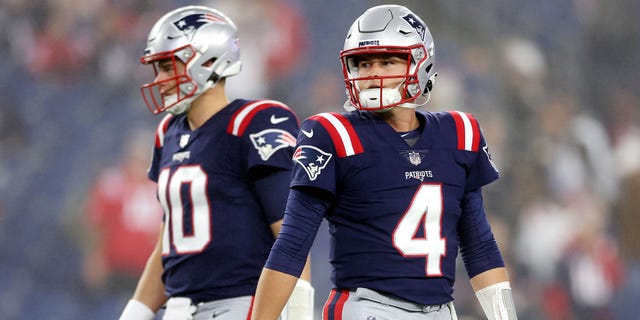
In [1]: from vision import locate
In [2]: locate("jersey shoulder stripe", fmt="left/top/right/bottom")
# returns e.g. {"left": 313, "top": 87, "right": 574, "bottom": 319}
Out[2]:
{"left": 309, "top": 112, "right": 364, "bottom": 158}
{"left": 227, "top": 99, "right": 293, "bottom": 136}
{"left": 155, "top": 113, "right": 173, "bottom": 148}
{"left": 448, "top": 111, "right": 480, "bottom": 152}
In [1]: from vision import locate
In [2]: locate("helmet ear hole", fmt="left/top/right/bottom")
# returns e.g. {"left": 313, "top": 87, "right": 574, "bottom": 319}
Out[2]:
{"left": 424, "top": 72, "right": 437, "bottom": 94}
{"left": 425, "top": 80, "right": 432, "bottom": 94}
{"left": 203, "top": 58, "right": 220, "bottom": 82}
{"left": 202, "top": 58, "right": 217, "bottom": 68}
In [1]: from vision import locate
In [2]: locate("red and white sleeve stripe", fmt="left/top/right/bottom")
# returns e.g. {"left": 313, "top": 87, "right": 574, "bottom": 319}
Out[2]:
{"left": 309, "top": 112, "right": 364, "bottom": 158}
{"left": 449, "top": 111, "right": 480, "bottom": 152}
{"left": 227, "top": 100, "right": 292, "bottom": 136}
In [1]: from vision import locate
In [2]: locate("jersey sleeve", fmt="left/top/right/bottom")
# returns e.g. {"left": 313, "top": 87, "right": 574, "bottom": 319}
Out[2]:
{"left": 457, "top": 189, "right": 505, "bottom": 277}
{"left": 290, "top": 112, "right": 355, "bottom": 195}
{"left": 265, "top": 187, "right": 330, "bottom": 276}
{"left": 466, "top": 129, "right": 500, "bottom": 191}
{"left": 228, "top": 100, "right": 299, "bottom": 172}
{"left": 447, "top": 111, "right": 500, "bottom": 191}
{"left": 252, "top": 169, "right": 292, "bottom": 224}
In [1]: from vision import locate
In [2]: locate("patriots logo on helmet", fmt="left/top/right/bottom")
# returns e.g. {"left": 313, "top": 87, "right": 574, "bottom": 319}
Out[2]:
{"left": 402, "top": 13, "right": 426, "bottom": 41}
{"left": 173, "top": 13, "right": 228, "bottom": 40}
{"left": 293, "top": 145, "right": 332, "bottom": 181}
{"left": 249, "top": 129, "right": 296, "bottom": 161}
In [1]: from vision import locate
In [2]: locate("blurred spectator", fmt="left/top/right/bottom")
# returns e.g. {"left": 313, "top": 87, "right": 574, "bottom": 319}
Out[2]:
{"left": 556, "top": 192, "right": 624, "bottom": 320}
{"left": 513, "top": 181, "right": 574, "bottom": 319}
{"left": 497, "top": 35, "right": 547, "bottom": 111}
{"left": 612, "top": 172, "right": 640, "bottom": 319}
{"left": 80, "top": 129, "right": 162, "bottom": 297}
{"left": 0, "top": 92, "right": 28, "bottom": 201}
{"left": 0, "top": 94, "right": 27, "bottom": 159}
{"left": 493, "top": 37, "right": 550, "bottom": 224}
{"left": 607, "top": 88, "right": 640, "bottom": 179}
{"left": 614, "top": 173, "right": 640, "bottom": 271}
{"left": 536, "top": 93, "right": 618, "bottom": 204}
{"left": 25, "top": 3, "right": 93, "bottom": 79}
{"left": 514, "top": 91, "right": 622, "bottom": 319}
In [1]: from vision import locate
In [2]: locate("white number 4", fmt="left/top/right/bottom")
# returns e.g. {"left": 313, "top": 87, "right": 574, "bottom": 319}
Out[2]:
{"left": 393, "top": 184, "right": 446, "bottom": 276}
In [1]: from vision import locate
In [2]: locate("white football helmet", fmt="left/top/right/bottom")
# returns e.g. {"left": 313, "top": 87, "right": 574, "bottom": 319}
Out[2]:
{"left": 340, "top": 5, "right": 436, "bottom": 111}
{"left": 140, "top": 5, "right": 242, "bottom": 114}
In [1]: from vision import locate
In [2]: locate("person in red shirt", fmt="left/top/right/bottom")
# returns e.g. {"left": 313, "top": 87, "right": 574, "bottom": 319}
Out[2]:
{"left": 82, "top": 129, "right": 163, "bottom": 294}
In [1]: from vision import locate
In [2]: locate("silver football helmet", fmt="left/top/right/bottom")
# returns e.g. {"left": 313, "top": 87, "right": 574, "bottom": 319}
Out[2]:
{"left": 340, "top": 5, "right": 436, "bottom": 111}
{"left": 140, "top": 5, "right": 242, "bottom": 114}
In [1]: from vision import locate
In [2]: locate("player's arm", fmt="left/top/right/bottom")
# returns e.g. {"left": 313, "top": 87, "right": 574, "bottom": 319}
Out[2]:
{"left": 470, "top": 267, "right": 517, "bottom": 320}
{"left": 252, "top": 187, "right": 330, "bottom": 320}
{"left": 269, "top": 219, "right": 313, "bottom": 320}
{"left": 253, "top": 268, "right": 300, "bottom": 320}
{"left": 254, "top": 168, "right": 315, "bottom": 319}
{"left": 458, "top": 189, "right": 517, "bottom": 319}
{"left": 270, "top": 220, "right": 312, "bottom": 282}
{"left": 252, "top": 168, "right": 313, "bottom": 284}
{"left": 119, "top": 224, "right": 168, "bottom": 320}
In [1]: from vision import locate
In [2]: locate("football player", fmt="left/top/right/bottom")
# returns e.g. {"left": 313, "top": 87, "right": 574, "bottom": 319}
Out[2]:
{"left": 118, "top": 5, "right": 313, "bottom": 320}
{"left": 251, "top": 5, "right": 517, "bottom": 320}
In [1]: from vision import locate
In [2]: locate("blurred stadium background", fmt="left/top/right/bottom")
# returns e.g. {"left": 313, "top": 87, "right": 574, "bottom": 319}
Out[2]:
{"left": 0, "top": 0, "right": 638, "bottom": 319}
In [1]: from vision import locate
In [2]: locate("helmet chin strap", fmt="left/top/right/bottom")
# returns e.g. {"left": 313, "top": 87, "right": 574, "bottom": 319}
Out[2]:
{"left": 164, "top": 94, "right": 193, "bottom": 115}
{"left": 398, "top": 89, "right": 431, "bottom": 109}
{"left": 343, "top": 99, "right": 357, "bottom": 112}
{"left": 164, "top": 79, "right": 217, "bottom": 115}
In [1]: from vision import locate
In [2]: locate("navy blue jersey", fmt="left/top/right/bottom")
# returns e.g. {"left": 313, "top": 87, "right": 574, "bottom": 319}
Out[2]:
{"left": 148, "top": 99, "right": 299, "bottom": 303}
{"left": 288, "top": 110, "right": 500, "bottom": 305}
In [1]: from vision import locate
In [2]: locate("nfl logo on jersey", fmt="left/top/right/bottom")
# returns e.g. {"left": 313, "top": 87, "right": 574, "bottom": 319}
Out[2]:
{"left": 408, "top": 151, "right": 422, "bottom": 166}
{"left": 179, "top": 134, "right": 190, "bottom": 149}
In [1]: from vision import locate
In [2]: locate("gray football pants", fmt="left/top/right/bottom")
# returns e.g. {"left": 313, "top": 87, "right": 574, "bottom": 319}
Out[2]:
{"left": 323, "top": 288, "right": 458, "bottom": 320}
{"left": 160, "top": 296, "right": 253, "bottom": 320}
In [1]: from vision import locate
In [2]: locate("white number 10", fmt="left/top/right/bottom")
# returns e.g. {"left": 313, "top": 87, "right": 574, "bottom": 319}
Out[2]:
{"left": 157, "top": 166, "right": 212, "bottom": 255}
{"left": 393, "top": 184, "right": 446, "bottom": 276}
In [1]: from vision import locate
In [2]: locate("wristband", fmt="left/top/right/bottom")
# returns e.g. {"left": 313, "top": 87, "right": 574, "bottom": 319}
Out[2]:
{"left": 119, "top": 299, "right": 155, "bottom": 320}
{"left": 475, "top": 281, "right": 517, "bottom": 320}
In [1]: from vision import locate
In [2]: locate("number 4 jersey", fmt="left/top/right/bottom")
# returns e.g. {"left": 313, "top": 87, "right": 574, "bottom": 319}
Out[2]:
{"left": 148, "top": 99, "right": 299, "bottom": 303}
{"left": 290, "top": 110, "right": 503, "bottom": 305}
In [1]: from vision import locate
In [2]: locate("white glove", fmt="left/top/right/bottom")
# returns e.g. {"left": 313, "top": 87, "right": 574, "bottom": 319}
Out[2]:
{"left": 475, "top": 281, "right": 517, "bottom": 320}
{"left": 119, "top": 299, "right": 155, "bottom": 320}
{"left": 281, "top": 279, "right": 314, "bottom": 320}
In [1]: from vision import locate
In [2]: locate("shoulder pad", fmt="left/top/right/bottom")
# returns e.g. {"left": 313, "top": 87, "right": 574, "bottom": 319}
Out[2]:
{"left": 308, "top": 112, "right": 364, "bottom": 157}
{"left": 448, "top": 111, "right": 481, "bottom": 152}
{"left": 227, "top": 99, "right": 294, "bottom": 136}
